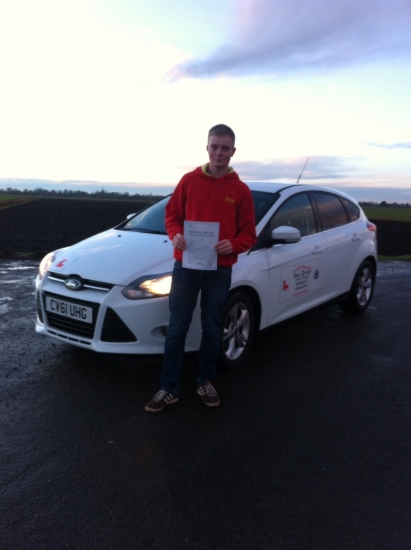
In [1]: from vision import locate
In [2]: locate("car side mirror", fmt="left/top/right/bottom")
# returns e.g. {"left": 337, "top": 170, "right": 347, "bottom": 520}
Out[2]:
{"left": 269, "top": 226, "right": 301, "bottom": 245}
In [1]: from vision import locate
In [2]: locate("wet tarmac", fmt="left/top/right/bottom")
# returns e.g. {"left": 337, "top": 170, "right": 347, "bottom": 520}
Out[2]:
{"left": 1, "top": 260, "right": 411, "bottom": 550}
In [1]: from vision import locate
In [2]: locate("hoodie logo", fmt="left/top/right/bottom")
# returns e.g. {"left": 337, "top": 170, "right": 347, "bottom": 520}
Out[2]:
{"left": 226, "top": 196, "right": 235, "bottom": 204}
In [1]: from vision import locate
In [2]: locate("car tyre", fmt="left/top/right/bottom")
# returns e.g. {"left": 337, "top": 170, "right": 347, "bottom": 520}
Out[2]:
{"left": 219, "top": 292, "right": 255, "bottom": 369}
{"left": 339, "top": 260, "right": 375, "bottom": 313}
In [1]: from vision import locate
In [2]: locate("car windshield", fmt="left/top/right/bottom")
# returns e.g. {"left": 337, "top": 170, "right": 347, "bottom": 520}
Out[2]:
{"left": 118, "top": 190, "right": 278, "bottom": 234}
{"left": 251, "top": 190, "right": 279, "bottom": 224}
{"left": 119, "top": 197, "right": 169, "bottom": 234}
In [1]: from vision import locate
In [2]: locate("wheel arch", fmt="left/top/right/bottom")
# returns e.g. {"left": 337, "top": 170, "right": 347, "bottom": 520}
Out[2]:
{"left": 228, "top": 285, "right": 262, "bottom": 331}
{"left": 339, "top": 256, "right": 376, "bottom": 314}
{"left": 366, "top": 255, "right": 377, "bottom": 280}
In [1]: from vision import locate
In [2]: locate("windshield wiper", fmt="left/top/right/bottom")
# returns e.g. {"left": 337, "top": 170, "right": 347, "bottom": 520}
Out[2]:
{"left": 131, "top": 228, "right": 167, "bottom": 234}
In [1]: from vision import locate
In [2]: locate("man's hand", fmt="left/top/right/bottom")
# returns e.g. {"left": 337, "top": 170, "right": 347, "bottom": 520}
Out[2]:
{"left": 172, "top": 232, "right": 186, "bottom": 251}
{"left": 215, "top": 239, "right": 233, "bottom": 255}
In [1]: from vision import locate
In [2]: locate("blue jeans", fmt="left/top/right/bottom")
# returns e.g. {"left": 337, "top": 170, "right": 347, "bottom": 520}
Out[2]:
{"left": 160, "top": 262, "right": 232, "bottom": 394}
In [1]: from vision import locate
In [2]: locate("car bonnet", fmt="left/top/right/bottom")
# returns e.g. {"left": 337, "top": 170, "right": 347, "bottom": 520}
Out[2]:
{"left": 48, "top": 229, "right": 174, "bottom": 286}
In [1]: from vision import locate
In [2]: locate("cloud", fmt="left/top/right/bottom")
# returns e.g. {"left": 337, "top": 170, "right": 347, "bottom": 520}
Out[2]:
{"left": 367, "top": 141, "right": 411, "bottom": 149}
{"left": 234, "top": 155, "right": 359, "bottom": 181}
{"left": 170, "top": 0, "right": 411, "bottom": 79}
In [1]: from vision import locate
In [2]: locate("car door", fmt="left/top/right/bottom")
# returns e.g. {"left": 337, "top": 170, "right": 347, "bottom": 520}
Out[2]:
{"left": 312, "top": 192, "right": 362, "bottom": 296}
{"left": 264, "top": 192, "right": 329, "bottom": 325}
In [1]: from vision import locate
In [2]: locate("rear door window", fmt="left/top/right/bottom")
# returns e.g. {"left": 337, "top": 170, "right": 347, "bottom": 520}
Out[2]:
{"left": 313, "top": 192, "right": 349, "bottom": 231}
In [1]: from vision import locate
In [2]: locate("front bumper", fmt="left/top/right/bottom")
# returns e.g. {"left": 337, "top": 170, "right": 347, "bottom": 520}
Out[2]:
{"left": 35, "top": 275, "right": 202, "bottom": 354}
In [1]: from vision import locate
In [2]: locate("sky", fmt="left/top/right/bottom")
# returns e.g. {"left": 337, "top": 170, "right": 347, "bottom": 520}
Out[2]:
{"left": 0, "top": 0, "right": 410, "bottom": 202}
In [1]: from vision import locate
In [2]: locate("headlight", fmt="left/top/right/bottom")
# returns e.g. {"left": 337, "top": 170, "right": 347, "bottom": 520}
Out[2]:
{"left": 121, "top": 273, "right": 172, "bottom": 300}
{"left": 39, "top": 252, "right": 55, "bottom": 280}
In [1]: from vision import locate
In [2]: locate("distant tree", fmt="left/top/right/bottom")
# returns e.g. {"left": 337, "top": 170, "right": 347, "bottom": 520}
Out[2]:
{"left": 0, "top": 186, "right": 164, "bottom": 201}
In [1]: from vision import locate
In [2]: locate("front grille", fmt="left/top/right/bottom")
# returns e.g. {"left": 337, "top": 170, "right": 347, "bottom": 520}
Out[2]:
{"left": 36, "top": 291, "right": 44, "bottom": 323}
{"left": 101, "top": 308, "right": 137, "bottom": 342}
{"left": 42, "top": 291, "right": 100, "bottom": 339}
{"left": 47, "top": 272, "right": 114, "bottom": 292}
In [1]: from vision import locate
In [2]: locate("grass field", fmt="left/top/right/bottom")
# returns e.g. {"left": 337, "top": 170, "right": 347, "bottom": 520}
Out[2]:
{"left": 0, "top": 194, "right": 155, "bottom": 207}
{"left": 362, "top": 206, "right": 411, "bottom": 222}
{"left": 0, "top": 195, "right": 37, "bottom": 202}
{"left": 379, "top": 254, "right": 411, "bottom": 261}
{"left": 0, "top": 196, "right": 39, "bottom": 208}
{"left": 0, "top": 195, "right": 410, "bottom": 260}
{"left": 2, "top": 195, "right": 410, "bottom": 221}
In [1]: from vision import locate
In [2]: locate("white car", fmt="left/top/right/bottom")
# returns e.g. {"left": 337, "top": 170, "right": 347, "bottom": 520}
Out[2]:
{"left": 35, "top": 182, "right": 377, "bottom": 368}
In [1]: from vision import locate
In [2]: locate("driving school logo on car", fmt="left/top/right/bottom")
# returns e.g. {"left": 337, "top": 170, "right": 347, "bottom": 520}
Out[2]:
{"left": 280, "top": 261, "right": 322, "bottom": 303}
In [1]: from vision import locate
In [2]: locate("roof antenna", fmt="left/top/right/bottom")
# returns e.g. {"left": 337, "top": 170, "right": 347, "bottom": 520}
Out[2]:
{"left": 296, "top": 157, "right": 309, "bottom": 183}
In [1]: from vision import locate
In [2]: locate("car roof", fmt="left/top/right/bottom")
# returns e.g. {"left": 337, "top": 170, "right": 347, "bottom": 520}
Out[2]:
{"left": 245, "top": 181, "right": 291, "bottom": 193}
{"left": 245, "top": 181, "right": 359, "bottom": 204}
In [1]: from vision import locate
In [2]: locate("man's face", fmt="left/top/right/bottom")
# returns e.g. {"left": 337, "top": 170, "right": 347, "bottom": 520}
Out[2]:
{"left": 206, "top": 135, "right": 236, "bottom": 173}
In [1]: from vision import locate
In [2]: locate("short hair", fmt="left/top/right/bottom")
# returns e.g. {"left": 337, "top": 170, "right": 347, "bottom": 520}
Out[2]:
{"left": 208, "top": 124, "right": 235, "bottom": 145}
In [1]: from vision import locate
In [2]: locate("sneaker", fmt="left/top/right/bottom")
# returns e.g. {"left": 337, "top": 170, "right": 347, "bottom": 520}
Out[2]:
{"left": 145, "top": 390, "right": 179, "bottom": 413}
{"left": 197, "top": 380, "right": 220, "bottom": 408}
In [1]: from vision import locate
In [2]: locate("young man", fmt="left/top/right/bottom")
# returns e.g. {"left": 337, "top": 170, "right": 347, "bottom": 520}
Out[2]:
{"left": 145, "top": 124, "right": 257, "bottom": 412}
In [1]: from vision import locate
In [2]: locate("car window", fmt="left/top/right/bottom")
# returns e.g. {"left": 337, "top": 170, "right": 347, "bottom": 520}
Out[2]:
{"left": 269, "top": 193, "right": 317, "bottom": 237}
{"left": 120, "top": 197, "right": 168, "bottom": 234}
{"left": 313, "top": 192, "right": 349, "bottom": 230}
{"left": 340, "top": 197, "right": 360, "bottom": 222}
{"left": 250, "top": 190, "right": 279, "bottom": 225}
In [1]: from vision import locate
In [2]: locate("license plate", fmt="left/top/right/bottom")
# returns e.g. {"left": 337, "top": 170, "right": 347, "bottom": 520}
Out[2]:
{"left": 45, "top": 296, "right": 93, "bottom": 324}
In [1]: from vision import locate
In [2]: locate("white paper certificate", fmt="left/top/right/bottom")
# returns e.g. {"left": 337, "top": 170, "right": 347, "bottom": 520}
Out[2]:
{"left": 182, "top": 221, "right": 220, "bottom": 270}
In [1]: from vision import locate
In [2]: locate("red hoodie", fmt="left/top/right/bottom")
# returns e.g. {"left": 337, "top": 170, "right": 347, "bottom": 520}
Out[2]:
{"left": 165, "top": 164, "right": 257, "bottom": 267}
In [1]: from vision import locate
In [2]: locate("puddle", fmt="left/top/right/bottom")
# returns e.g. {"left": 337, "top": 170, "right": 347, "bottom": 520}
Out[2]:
{"left": 0, "top": 303, "right": 10, "bottom": 314}
{"left": 2, "top": 279, "right": 30, "bottom": 284}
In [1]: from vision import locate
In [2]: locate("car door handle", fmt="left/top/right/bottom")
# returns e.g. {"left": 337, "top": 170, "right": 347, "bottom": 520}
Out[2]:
{"left": 351, "top": 233, "right": 361, "bottom": 242}
{"left": 312, "top": 246, "right": 324, "bottom": 254}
